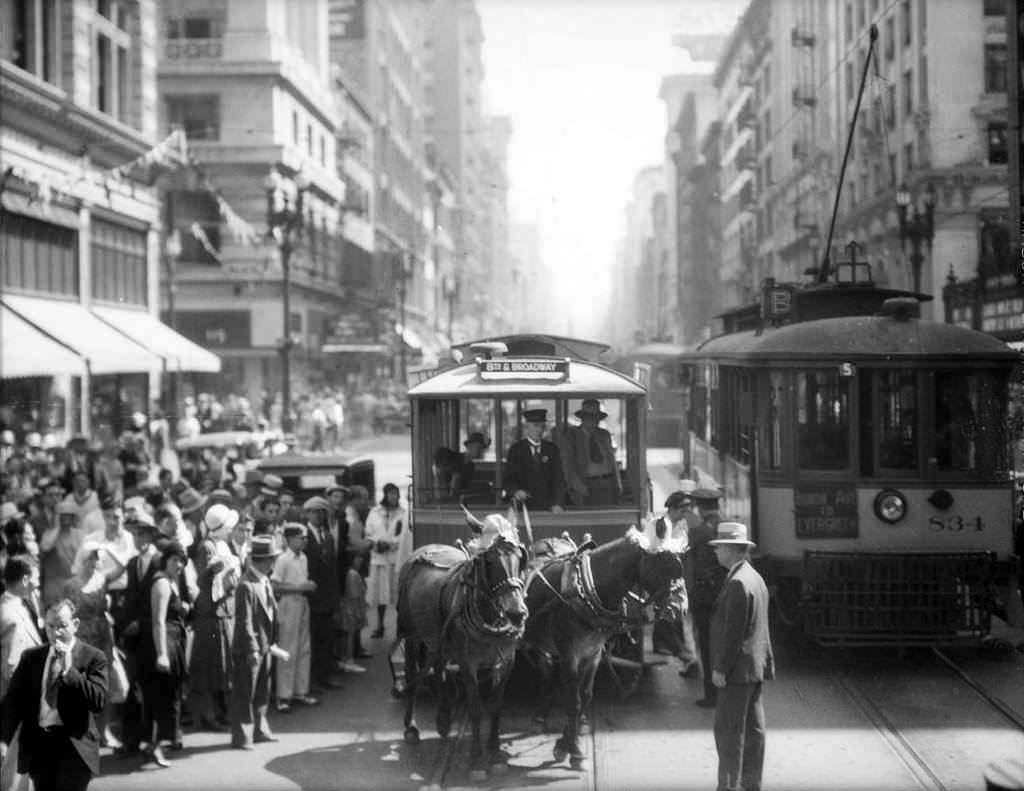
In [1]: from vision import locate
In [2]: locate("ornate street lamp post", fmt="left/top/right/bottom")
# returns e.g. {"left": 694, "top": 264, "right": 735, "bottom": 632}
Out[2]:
{"left": 264, "top": 168, "right": 310, "bottom": 433}
{"left": 163, "top": 229, "right": 183, "bottom": 420}
{"left": 896, "top": 181, "right": 937, "bottom": 294}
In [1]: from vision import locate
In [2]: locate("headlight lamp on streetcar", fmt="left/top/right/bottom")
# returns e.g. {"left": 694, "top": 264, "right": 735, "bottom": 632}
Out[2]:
{"left": 874, "top": 489, "right": 908, "bottom": 524}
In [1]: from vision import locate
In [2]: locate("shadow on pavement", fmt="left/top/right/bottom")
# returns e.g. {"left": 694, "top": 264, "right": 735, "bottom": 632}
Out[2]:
{"left": 265, "top": 734, "right": 448, "bottom": 791}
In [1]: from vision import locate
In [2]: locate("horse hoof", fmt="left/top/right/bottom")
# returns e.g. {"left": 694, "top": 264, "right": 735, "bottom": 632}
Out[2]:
{"left": 469, "top": 769, "right": 488, "bottom": 783}
{"left": 404, "top": 726, "right": 420, "bottom": 745}
{"left": 569, "top": 756, "right": 587, "bottom": 771}
{"left": 490, "top": 761, "right": 509, "bottom": 776}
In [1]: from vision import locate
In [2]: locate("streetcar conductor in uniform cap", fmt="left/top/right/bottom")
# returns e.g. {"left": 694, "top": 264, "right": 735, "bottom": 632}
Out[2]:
{"left": 708, "top": 522, "right": 774, "bottom": 791}
{"left": 504, "top": 408, "right": 566, "bottom": 512}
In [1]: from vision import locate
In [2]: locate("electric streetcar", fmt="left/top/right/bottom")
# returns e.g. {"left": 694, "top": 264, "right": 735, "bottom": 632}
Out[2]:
{"left": 680, "top": 265, "right": 1020, "bottom": 646}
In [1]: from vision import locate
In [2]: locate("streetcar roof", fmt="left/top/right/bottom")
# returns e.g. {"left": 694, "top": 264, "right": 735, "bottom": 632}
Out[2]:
{"left": 408, "top": 358, "right": 646, "bottom": 398}
{"left": 688, "top": 314, "right": 1020, "bottom": 364}
{"left": 451, "top": 334, "right": 611, "bottom": 361}
{"left": 627, "top": 342, "right": 690, "bottom": 358}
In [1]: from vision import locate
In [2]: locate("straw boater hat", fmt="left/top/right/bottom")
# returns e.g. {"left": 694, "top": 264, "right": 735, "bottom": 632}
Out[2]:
{"left": 708, "top": 522, "right": 756, "bottom": 548}
{"left": 204, "top": 503, "right": 240, "bottom": 538}
{"left": 575, "top": 399, "right": 607, "bottom": 420}
{"left": 282, "top": 522, "right": 307, "bottom": 539}
{"left": 302, "top": 496, "right": 329, "bottom": 512}
{"left": 249, "top": 534, "right": 281, "bottom": 560}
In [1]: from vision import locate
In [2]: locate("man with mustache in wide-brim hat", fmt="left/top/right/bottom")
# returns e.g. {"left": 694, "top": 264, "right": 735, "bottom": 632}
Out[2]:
{"left": 503, "top": 408, "right": 566, "bottom": 512}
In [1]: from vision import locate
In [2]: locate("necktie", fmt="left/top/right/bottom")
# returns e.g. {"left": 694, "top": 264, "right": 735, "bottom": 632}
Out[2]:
{"left": 45, "top": 652, "right": 62, "bottom": 708}
{"left": 531, "top": 443, "right": 540, "bottom": 461}
{"left": 589, "top": 432, "right": 603, "bottom": 463}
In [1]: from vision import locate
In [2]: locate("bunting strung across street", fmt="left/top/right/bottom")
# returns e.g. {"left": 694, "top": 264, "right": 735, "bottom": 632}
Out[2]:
{"left": 189, "top": 221, "right": 223, "bottom": 263}
{"left": 6, "top": 128, "right": 262, "bottom": 249}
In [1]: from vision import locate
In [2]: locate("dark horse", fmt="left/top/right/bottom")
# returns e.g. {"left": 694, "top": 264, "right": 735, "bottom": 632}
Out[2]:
{"left": 396, "top": 513, "right": 529, "bottom": 781}
{"left": 522, "top": 526, "right": 684, "bottom": 769}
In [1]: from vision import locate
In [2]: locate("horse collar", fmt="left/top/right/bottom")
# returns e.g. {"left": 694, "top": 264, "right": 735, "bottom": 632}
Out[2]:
{"left": 573, "top": 553, "right": 629, "bottom": 627}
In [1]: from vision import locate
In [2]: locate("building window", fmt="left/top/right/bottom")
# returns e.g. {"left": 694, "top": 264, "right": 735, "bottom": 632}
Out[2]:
{"left": 988, "top": 122, "right": 1008, "bottom": 164}
{"left": 0, "top": 210, "right": 79, "bottom": 297}
{"left": 904, "top": 141, "right": 914, "bottom": 172}
{"left": 164, "top": 0, "right": 226, "bottom": 39}
{"left": 845, "top": 61, "right": 855, "bottom": 101}
{"left": 763, "top": 110, "right": 772, "bottom": 142}
{"left": 984, "top": 0, "right": 1007, "bottom": 16}
{"left": 903, "top": 69, "right": 913, "bottom": 115}
{"left": 10, "top": 0, "right": 60, "bottom": 85}
{"left": 857, "top": 0, "right": 866, "bottom": 30}
{"left": 886, "top": 83, "right": 896, "bottom": 127}
{"left": 319, "top": 135, "right": 327, "bottom": 167}
{"left": 93, "top": 1, "right": 132, "bottom": 123}
{"left": 165, "top": 95, "right": 220, "bottom": 140}
{"left": 984, "top": 44, "right": 1008, "bottom": 93}
{"left": 91, "top": 218, "right": 148, "bottom": 307}
{"left": 306, "top": 123, "right": 314, "bottom": 155}
{"left": 292, "top": 111, "right": 300, "bottom": 144}
{"left": 885, "top": 17, "right": 895, "bottom": 60}
{"left": 901, "top": 0, "right": 911, "bottom": 46}
{"left": 844, "top": 2, "right": 853, "bottom": 43}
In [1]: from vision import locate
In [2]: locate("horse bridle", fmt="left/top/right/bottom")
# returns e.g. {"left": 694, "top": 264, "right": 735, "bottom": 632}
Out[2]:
{"left": 459, "top": 537, "right": 527, "bottom": 639}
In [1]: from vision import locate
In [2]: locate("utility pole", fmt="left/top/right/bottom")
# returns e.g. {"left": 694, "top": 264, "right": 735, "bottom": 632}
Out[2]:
{"left": 1009, "top": 0, "right": 1023, "bottom": 289}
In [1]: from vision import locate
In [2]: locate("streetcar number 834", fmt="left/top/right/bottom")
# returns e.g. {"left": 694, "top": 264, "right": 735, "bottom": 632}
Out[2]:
{"left": 928, "top": 515, "right": 984, "bottom": 532}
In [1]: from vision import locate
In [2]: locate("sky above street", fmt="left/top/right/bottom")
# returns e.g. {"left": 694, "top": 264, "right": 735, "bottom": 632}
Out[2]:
{"left": 479, "top": 0, "right": 746, "bottom": 339}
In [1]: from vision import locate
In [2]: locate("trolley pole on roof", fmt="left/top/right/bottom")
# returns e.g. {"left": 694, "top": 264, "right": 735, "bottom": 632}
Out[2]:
{"left": 819, "top": 24, "right": 878, "bottom": 284}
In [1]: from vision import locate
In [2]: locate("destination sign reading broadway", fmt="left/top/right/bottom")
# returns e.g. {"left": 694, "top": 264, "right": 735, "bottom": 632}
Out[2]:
{"left": 477, "top": 358, "right": 571, "bottom": 381}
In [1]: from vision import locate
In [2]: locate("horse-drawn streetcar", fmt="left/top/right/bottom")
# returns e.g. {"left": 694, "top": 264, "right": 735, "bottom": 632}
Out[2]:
{"left": 393, "top": 334, "right": 684, "bottom": 777}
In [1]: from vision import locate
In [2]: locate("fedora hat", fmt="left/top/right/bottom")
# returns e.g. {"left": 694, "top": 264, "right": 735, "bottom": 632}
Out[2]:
{"left": 708, "top": 522, "right": 756, "bottom": 547}
{"left": 249, "top": 534, "right": 281, "bottom": 559}
{"left": 664, "top": 490, "right": 692, "bottom": 510}
{"left": 178, "top": 487, "right": 207, "bottom": 515}
{"left": 691, "top": 487, "right": 722, "bottom": 502}
{"left": 522, "top": 408, "right": 548, "bottom": 424}
{"left": 464, "top": 431, "right": 491, "bottom": 448}
{"left": 575, "top": 399, "right": 607, "bottom": 420}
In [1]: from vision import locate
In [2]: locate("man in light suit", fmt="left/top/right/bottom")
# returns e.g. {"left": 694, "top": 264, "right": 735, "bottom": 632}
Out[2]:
{"left": 709, "top": 522, "right": 775, "bottom": 791}
{"left": 561, "top": 399, "right": 622, "bottom": 506}
{"left": 1, "top": 556, "right": 45, "bottom": 699}
{"left": 229, "top": 535, "right": 286, "bottom": 749}
{"left": 0, "top": 598, "right": 108, "bottom": 791}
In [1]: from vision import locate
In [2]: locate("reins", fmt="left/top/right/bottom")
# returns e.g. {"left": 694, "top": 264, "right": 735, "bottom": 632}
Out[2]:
{"left": 444, "top": 541, "right": 526, "bottom": 641}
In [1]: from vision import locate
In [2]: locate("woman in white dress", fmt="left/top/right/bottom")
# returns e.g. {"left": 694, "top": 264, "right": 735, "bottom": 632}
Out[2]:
{"left": 363, "top": 483, "right": 412, "bottom": 638}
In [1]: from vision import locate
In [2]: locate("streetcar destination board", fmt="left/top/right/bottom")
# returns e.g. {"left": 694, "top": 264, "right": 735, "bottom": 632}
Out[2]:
{"left": 477, "top": 358, "right": 570, "bottom": 380}
{"left": 794, "top": 485, "right": 859, "bottom": 538}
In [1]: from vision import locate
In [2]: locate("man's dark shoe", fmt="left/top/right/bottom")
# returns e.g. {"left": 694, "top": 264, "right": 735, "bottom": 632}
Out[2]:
{"left": 254, "top": 733, "right": 280, "bottom": 744}
{"left": 355, "top": 649, "right": 373, "bottom": 659}
{"left": 678, "top": 663, "right": 699, "bottom": 678}
{"left": 695, "top": 697, "right": 717, "bottom": 708}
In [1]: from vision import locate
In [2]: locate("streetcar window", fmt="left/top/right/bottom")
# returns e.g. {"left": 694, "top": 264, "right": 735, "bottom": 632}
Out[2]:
{"left": 878, "top": 370, "right": 918, "bottom": 470}
{"left": 759, "top": 371, "right": 785, "bottom": 472}
{"left": 934, "top": 372, "right": 978, "bottom": 472}
{"left": 797, "top": 370, "right": 850, "bottom": 470}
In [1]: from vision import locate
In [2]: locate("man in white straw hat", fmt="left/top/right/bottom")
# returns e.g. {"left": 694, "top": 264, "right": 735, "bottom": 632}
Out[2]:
{"left": 708, "top": 522, "right": 775, "bottom": 791}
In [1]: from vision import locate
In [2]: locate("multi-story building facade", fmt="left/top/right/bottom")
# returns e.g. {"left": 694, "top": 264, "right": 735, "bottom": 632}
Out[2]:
{"left": 687, "top": 122, "right": 725, "bottom": 342}
{"left": 159, "top": 0, "right": 345, "bottom": 405}
{"left": 663, "top": 71, "right": 718, "bottom": 347}
{"left": 1, "top": 0, "right": 218, "bottom": 440}
{"left": 331, "top": 0, "right": 439, "bottom": 375}
{"left": 420, "top": 0, "right": 487, "bottom": 312}
{"left": 479, "top": 115, "right": 514, "bottom": 335}
{"left": 831, "top": 0, "right": 1013, "bottom": 330}
{"left": 609, "top": 166, "right": 665, "bottom": 351}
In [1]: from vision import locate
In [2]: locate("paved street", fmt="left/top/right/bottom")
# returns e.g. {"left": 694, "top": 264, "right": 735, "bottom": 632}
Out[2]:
{"left": 89, "top": 438, "right": 1024, "bottom": 791}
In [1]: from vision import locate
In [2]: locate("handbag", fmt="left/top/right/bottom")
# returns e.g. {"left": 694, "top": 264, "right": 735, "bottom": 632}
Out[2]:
{"left": 107, "top": 646, "right": 129, "bottom": 705}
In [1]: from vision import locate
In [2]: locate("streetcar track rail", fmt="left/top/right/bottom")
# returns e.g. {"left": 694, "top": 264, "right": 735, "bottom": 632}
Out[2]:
{"left": 834, "top": 647, "right": 1024, "bottom": 791}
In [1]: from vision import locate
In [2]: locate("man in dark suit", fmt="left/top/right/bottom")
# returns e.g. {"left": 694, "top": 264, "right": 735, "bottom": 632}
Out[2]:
{"left": 302, "top": 497, "right": 343, "bottom": 690}
{"left": 688, "top": 487, "right": 727, "bottom": 707}
{"left": 229, "top": 536, "right": 285, "bottom": 749}
{"left": 504, "top": 408, "right": 566, "bottom": 512}
{"left": 0, "top": 598, "right": 108, "bottom": 791}
{"left": 709, "top": 522, "right": 775, "bottom": 791}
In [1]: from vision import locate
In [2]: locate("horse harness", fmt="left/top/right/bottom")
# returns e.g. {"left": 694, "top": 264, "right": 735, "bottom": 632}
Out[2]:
{"left": 441, "top": 540, "right": 526, "bottom": 652}
{"left": 531, "top": 550, "right": 647, "bottom": 635}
